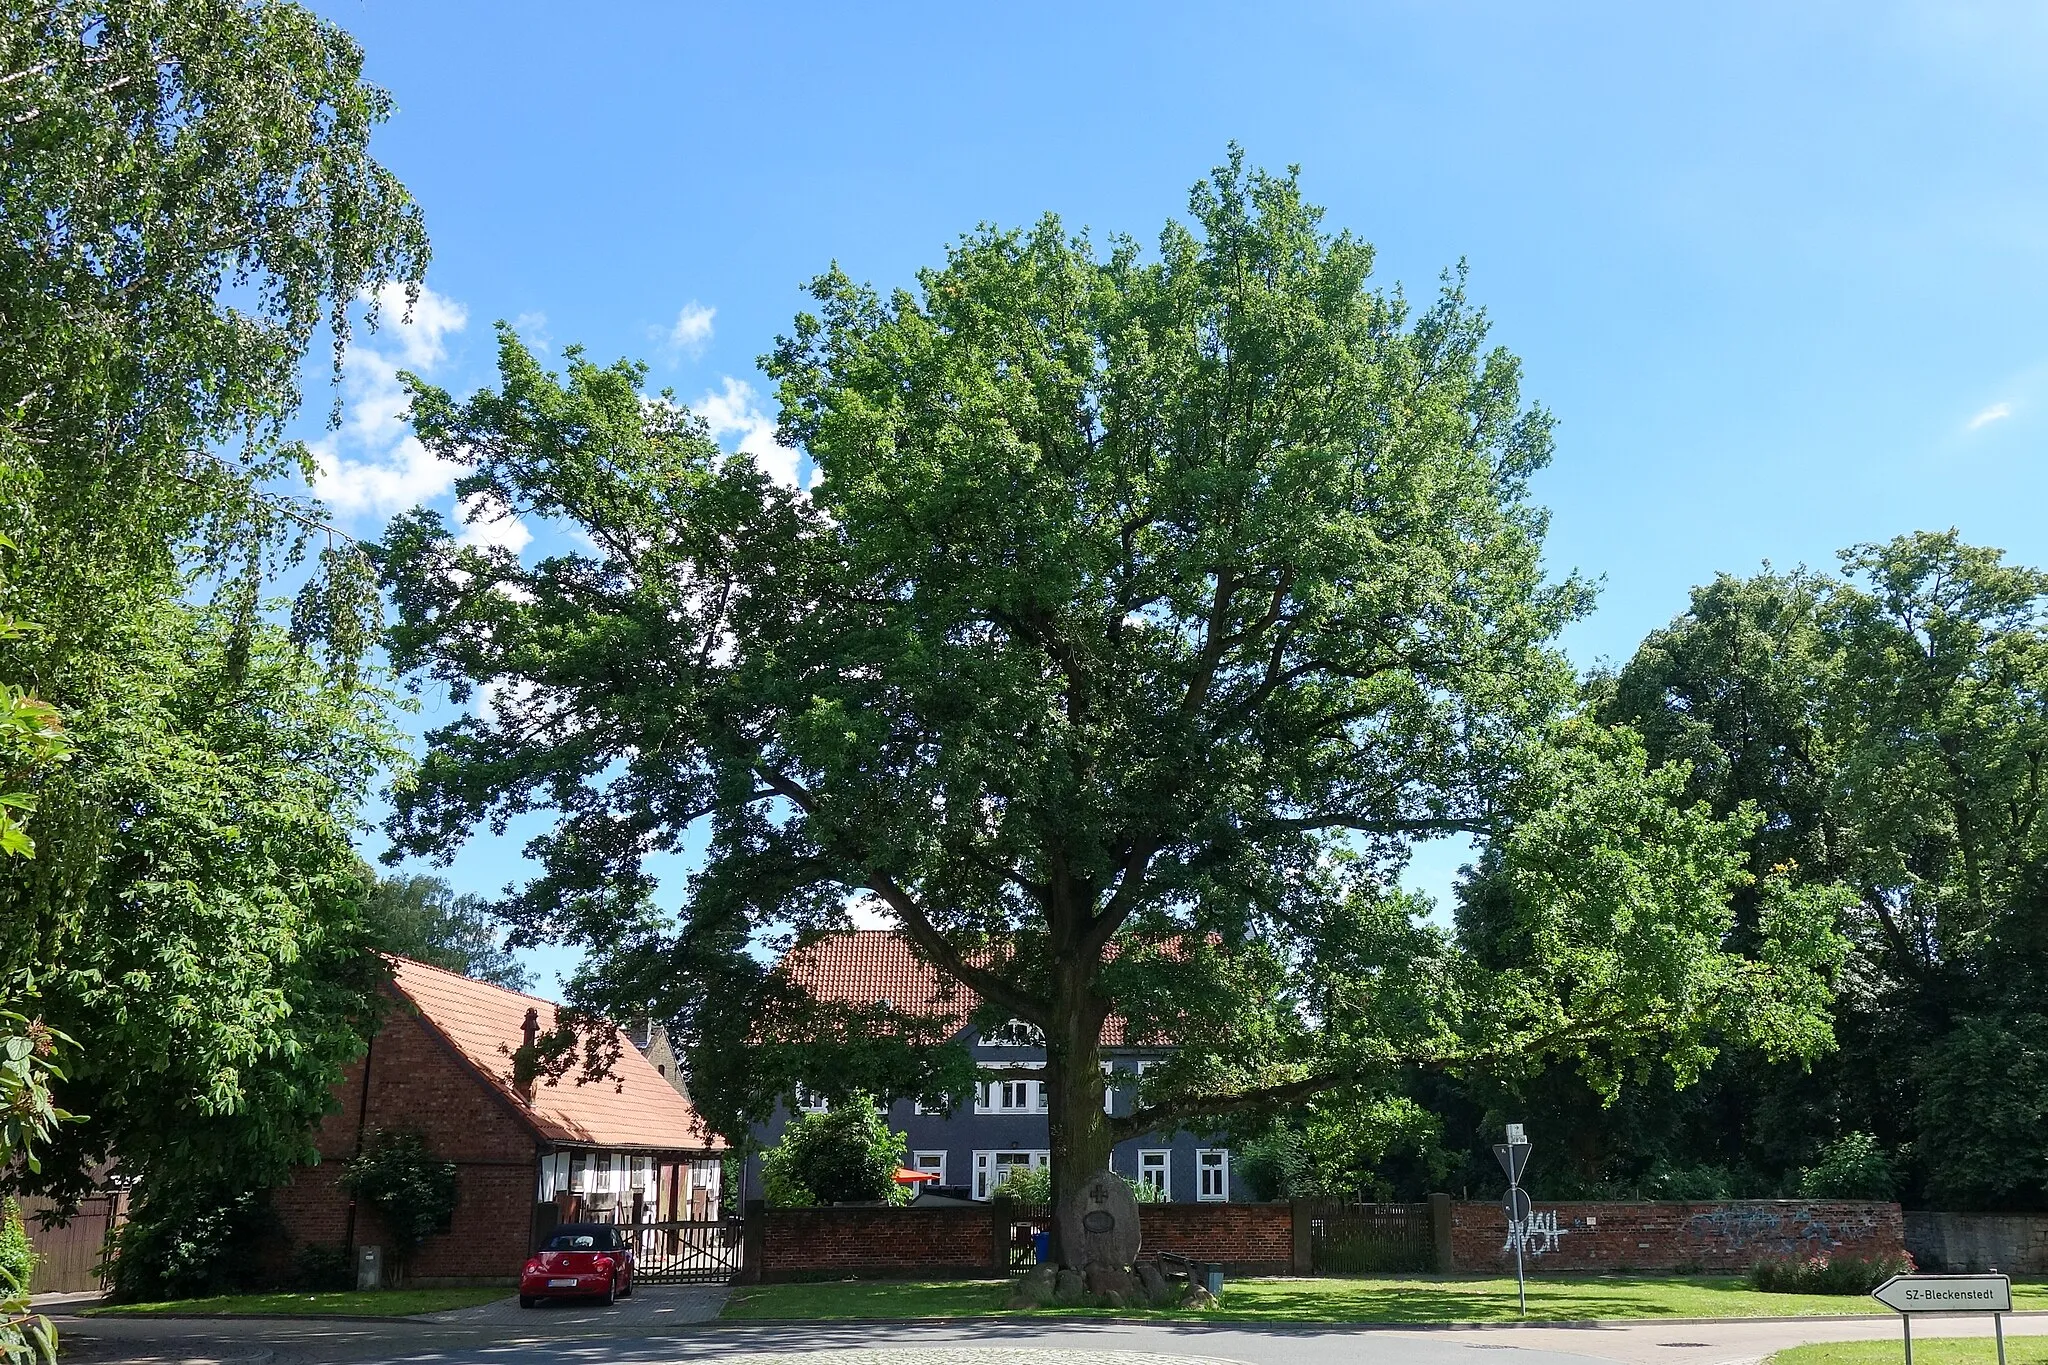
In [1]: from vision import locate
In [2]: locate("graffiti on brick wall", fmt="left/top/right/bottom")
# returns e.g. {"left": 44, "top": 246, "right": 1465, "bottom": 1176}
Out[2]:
{"left": 1685, "top": 1205, "right": 1880, "bottom": 1257}
{"left": 1505, "top": 1209, "right": 1566, "bottom": 1258}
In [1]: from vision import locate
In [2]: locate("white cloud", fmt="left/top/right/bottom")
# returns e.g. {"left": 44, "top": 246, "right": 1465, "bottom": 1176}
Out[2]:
{"left": 511, "top": 311, "right": 552, "bottom": 353}
{"left": 1967, "top": 401, "right": 2013, "bottom": 431}
{"left": 315, "top": 434, "right": 462, "bottom": 517}
{"left": 664, "top": 301, "right": 715, "bottom": 362}
{"left": 314, "top": 283, "right": 469, "bottom": 516}
{"left": 455, "top": 491, "right": 534, "bottom": 556}
{"left": 695, "top": 376, "right": 806, "bottom": 488}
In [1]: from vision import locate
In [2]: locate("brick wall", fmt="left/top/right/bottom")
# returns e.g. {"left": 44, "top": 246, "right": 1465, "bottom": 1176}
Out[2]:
{"left": 1449, "top": 1200, "right": 1905, "bottom": 1273}
{"left": 760, "top": 1205, "right": 997, "bottom": 1280}
{"left": 268, "top": 1002, "right": 541, "bottom": 1285}
{"left": 1140, "top": 1203, "right": 1294, "bottom": 1275}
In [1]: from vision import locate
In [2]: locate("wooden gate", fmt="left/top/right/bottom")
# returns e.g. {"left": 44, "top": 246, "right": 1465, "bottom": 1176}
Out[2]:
{"left": 1309, "top": 1201, "right": 1435, "bottom": 1273}
{"left": 20, "top": 1192, "right": 125, "bottom": 1294}
{"left": 629, "top": 1219, "right": 745, "bottom": 1283}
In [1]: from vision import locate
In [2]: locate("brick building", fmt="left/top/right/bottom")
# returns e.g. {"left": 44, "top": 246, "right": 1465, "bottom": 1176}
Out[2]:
{"left": 270, "top": 956, "right": 724, "bottom": 1285}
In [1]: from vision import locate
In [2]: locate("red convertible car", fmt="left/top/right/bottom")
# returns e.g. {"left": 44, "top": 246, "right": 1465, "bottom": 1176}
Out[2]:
{"left": 518, "top": 1223, "right": 635, "bottom": 1307}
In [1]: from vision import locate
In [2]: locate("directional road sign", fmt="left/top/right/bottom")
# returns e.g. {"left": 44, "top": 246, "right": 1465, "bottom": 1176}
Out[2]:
{"left": 1493, "top": 1142, "right": 1531, "bottom": 1183}
{"left": 1502, "top": 1187, "right": 1533, "bottom": 1223}
{"left": 1873, "top": 1274, "right": 2012, "bottom": 1314}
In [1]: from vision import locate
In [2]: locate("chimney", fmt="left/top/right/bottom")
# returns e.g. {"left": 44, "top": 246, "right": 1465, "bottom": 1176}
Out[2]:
{"left": 514, "top": 1006, "right": 540, "bottom": 1103}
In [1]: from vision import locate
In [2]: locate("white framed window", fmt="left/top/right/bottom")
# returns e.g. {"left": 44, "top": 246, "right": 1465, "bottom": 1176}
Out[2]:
{"left": 794, "top": 1085, "right": 829, "bottom": 1114}
{"left": 972, "top": 1149, "right": 1049, "bottom": 1200}
{"left": 975, "top": 1074, "right": 1047, "bottom": 1113}
{"left": 1196, "top": 1148, "right": 1229, "bottom": 1201}
{"left": 1101, "top": 1061, "right": 1115, "bottom": 1114}
{"left": 913, "top": 1094, "right": 945, "bottom": 1115}
{"left": 1138, "top": 1149, "right": 1170, "bottom": 1200}
{"left": 912, "top": 1150, "right": 948, "bottom": 1186}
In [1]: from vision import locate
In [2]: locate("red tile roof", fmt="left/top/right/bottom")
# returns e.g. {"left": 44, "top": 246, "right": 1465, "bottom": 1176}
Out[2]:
{"left": 776, "top": 930, "right": 1137, "bottom": 1046}
{"left": 385, "top": 955, "right": 723, "bottom": 1152}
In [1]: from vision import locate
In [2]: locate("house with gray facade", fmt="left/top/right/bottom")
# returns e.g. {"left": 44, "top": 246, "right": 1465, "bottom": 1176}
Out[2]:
{"left": 743, "top": 931, "right": 1245, "bottom": 1205}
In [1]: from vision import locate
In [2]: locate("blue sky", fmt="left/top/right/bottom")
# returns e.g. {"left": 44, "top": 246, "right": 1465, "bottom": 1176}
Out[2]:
{"left": 302, "top": 1, "right": 2048, "bottom": 996}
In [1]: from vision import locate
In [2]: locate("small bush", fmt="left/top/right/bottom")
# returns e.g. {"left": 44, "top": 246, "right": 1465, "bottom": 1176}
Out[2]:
{"left": 0, "top": 1198, "right": 37, "bottom": 1291}
{"left": 992, "top": 1167, "right": 1164, "bottom": 1210}
{"left": 1750, "top": 1250, "right": 1915, "bottom": 1294}
{"left": 338, "top": 1127, "right": 457, "bottom": 1284}
{"left": 1799, "top": 1132, "right": 1896, "bottom": 1201}
{"left": 760, "top": 1095, "right": 909, "bottom": 1207}
{"left": 106, "top": 1184, "right": 275, "bottom": 1302}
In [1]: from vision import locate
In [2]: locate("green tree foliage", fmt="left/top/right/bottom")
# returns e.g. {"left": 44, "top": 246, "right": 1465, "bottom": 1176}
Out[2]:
{"left": 1798, "top": 1131, "right": 1895, "bottom": 1200}
{"left": 337, "top": 1128, "right": 456, "bottom": 1283}
{"left": 1234, "top": 1091, "right": 1453, "bottom": 1201}
{"left": 376, "top": 153, "right": 1844, "bottom": 1240}
{"left": 4, "top": 603, "right": 398, "bottom": 1208}
{"left": 1595, "top": 531, "right": 2048, "bottom": 1208}
{"left": 0, "top": 0, "right": 428, "bottom": 1303}
{"left": 758, "top": 1099, "right": 909, "bottom": 1208}
{"left": 103, "top": 1184, "right": 273, "bottom": 1303}
{"left": 363, "top": 873, "right": 532, "bottom": 991}
{"left": 0, "top": 0, "right": 427, "bottom": 661}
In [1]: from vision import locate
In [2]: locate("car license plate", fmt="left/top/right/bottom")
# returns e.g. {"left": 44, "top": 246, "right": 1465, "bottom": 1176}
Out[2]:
{"left": 547, "top": 1278, "right": 577, "bottom": 1288}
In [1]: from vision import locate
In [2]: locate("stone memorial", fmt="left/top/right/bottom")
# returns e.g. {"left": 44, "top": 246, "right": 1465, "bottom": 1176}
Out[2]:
{"left": 1054, "top": 1168, "right": 1142, "bottom": 1271}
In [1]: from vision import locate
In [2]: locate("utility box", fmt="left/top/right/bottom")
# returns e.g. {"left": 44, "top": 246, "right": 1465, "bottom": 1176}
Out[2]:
{"left": 355, "top": 1243, "right": 382, "bottom": 1290}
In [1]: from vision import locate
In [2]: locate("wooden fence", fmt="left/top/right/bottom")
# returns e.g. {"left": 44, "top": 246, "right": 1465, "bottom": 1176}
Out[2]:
{"left": 20, "top": 1191, "right": 125, "bottom": 1294}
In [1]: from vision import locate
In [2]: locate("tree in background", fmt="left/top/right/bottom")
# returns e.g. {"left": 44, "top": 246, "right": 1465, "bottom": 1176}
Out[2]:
{"left": 0, "top": 0, "right": 430, "bottom": 1295}
{"left": 377, "top": 152, "right": 1847, "bottom": 1253}
{"left": 758, "top": 1098, "right": 909, "bottom": 1208}
{"left": 364, "top": 874, "right": 532, "bottom": 991}
{"left": 1577, "top": 531, "right": 2048, "bottom": 1209}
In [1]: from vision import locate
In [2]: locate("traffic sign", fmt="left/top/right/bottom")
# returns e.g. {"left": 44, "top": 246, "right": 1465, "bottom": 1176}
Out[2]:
{"left": 1873, "top": 1274, "right": 2012, "bottom": 1314}
{"left": 1502, "top": 1187, "right": 1533, "bottom": 1223}
{"left": 1493, "top": 1142, "right": 1531, "bottom": 1183}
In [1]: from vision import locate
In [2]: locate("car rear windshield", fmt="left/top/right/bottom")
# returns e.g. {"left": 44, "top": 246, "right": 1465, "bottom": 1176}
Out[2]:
{"left": 545, "top": 1230, "right": 617, "bottom": 1250}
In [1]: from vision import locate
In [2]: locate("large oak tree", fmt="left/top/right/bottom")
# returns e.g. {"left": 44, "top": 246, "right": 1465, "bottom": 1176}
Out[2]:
{"left": 381, "top": 155, "right": 1844, "bottom": 1238}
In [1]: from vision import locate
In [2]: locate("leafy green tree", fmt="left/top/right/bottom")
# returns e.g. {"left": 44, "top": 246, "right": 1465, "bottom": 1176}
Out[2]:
{"left": 378, "top": 153, "right": 1846, "bottom": 1247}
{"left": 0, "top": 0, "right": 429, "bottom": 1295}
{"left": 758, "top": 1099, "right": 908, "bottom": 1208}
{"left": 0, "top": 0, "right": 427, "bottom": 667}
{"left": 337, "top": 1127, "right": 456, "bottom": 1284}
{"left": 1234, "top": 1091, "right": 1452, "bottom": 1201}
{"left": 1598, "top": 531, "right": 2048, "bottom": 1208}
{"left": 364, "top": 874, "right": 531, "bottom": 991}
{"left": 3, "top": 603, "right": 399, "bottom": 1218}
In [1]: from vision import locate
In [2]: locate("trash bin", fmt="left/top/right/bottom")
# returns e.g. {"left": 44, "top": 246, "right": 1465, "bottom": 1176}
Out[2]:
{"left": 1033, "top": 1229, "right": 1050, "bottom": 1264}
{"left": 1203, "top": 1264, "right": 1224, "bottom": 1296}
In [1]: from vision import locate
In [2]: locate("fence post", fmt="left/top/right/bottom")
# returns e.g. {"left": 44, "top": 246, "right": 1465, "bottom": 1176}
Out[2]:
{"left": 739, "top": 1199, "right": 766, "bottom": 1284}
{"left": 991, "top": 1195, "right": 1016, "bottom": 1274}
{"left": 1290, "top": 1201, "right": 1314, "bottom": 1274}
{"left": 1429, "top": 1192, "right": 1455, "bottom": 1273}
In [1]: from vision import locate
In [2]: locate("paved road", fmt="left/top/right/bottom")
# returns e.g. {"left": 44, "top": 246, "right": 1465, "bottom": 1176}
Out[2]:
{"left": 50, "top": 1293, "right": 2048, "bottom": 1365}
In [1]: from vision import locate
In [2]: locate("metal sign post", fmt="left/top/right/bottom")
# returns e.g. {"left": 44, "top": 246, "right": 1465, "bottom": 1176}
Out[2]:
{"left": 1872, "top": 1272, "right": 2013, "bottom": 1365}
{"left": 1493, "top": 1123, "right": 1532, "bottom": 1317}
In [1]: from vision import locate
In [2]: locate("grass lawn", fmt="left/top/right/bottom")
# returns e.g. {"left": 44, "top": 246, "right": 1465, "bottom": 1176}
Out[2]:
{"left": 723, "top": 1275, "right": 2048, "bottom": 1325}
{"left": 1774, "top": 1339, "right": 2048, "bottom": 1365}
{"left": 81, "top": 1287, "right": 510, "bottom": 1318}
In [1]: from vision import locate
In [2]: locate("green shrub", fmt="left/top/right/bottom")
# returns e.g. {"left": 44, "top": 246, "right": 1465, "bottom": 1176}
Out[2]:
{"left": 106, "top": 1184, "right": 275, "bottom": 1302}
{"left": 989, "top": 1167, "right": 1164, "bottom": 1209}
{"left": 760, "top": 1095, "right": 909, "bottom": 1207}
{"left": 1750, "top": 1250, "right": 1915, "bottom": 1294}
{"left": 1799, "top": 1132, "right": 1896, "bottom": 1200}
{"left": 0, "top": 1198, "right": 35, "bottom": 1293}
{"left": 337, "top": 1127, "right": 457, "bottom": 1284}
